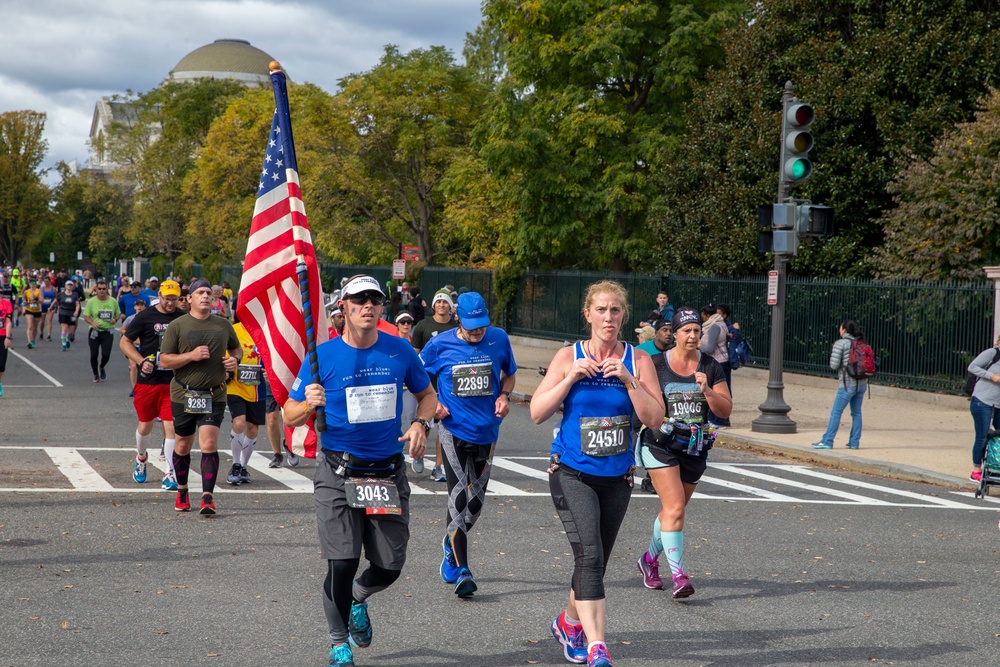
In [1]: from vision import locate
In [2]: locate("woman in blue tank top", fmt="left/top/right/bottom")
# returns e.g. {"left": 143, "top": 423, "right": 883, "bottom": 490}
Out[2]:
{"left": 531, "top": 280, "right": 664, "bottom": 667}
{"left": 41, "top": 276, "right": 57, "bottom": 341}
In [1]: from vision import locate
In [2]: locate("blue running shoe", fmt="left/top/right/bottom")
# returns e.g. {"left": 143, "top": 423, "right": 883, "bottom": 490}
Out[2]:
{"left": 0, "top": 383, "right": 4, "bottom": 397}
{"left": 586, "top": 642, "right": 614, "bottom": 667}
{"left": 348, "top": 600, "right": 372, "bottom": 649}
{"left": 811, "top": 441, "right": 833, "bottom": 449}
{"left": 328, "top": 642, "right": 355, "bottom": 667}
{"left": 440, "top": 534, "right": 461, "bottom": 584}
{"left": 133, "top": 455, "right": 147, "bottom": 483}
{"left": 161, "top": 472, "right": 178, "bottom": 491}
{"left": 551, "top": 610, "right": 587, "bottom": 664}
{"left": 454, "top": 567, "right": 477, "bottom": 597}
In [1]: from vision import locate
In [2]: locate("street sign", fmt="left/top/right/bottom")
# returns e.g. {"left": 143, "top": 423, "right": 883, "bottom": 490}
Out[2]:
{"left": 401, "top": 244, "right": 420, "bottom": 261}
{"left": 392, "top": 259, "right": 406, "bottom": 279}
{"left": 767, "top": 271, "right": 779, "bottom": 305}
{"left": 49, "top": 252, "right": 55, "bottom": 263}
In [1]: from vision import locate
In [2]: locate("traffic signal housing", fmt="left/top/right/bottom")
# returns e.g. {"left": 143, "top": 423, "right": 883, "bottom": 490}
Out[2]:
{"left": 797, "top": 204, "right": 834, "bottom": 238}
{"left": 782, "top": 103, "right": 814, "bottom": 183}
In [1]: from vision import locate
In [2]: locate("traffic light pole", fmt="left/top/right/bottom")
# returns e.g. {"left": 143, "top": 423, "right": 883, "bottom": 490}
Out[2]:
{"left": 753, "top": 81, "right": 798, "bottom": 434}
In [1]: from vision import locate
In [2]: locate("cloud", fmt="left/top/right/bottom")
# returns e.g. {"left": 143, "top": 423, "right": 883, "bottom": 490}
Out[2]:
{"left": 0, "top": 0, "right": 483, "bottom": 176}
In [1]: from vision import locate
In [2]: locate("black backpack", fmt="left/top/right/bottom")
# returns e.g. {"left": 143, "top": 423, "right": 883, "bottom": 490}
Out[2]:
{"left": 963, "top": 348, "right": 1000, "bottom": 397}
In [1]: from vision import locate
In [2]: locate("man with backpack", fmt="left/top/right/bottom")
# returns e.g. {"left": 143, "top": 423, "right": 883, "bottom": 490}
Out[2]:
{"left": 813, "top": 320, "right": 874, "bottom": 450}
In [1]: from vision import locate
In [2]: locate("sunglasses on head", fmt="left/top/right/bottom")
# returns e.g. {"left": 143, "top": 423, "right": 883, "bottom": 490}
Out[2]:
{"left": 346, "top": 291, "right": 384, "bottom": 306}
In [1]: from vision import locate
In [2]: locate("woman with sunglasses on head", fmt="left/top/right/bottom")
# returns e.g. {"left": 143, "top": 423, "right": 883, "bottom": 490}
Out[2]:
{"left": 635, "top": 308, "right": 731, "bottom": 600}
{"left": 531, "top": 280, "right": 664, "bottom": 667}
{"left": 420, "top": 292, "right": 517, "bottom": 598}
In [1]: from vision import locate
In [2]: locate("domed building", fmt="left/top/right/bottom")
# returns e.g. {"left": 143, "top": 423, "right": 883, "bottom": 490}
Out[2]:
{"left": 89, "top": 39, "right": 279, "bottom": 173}
{"left": 169, "top": 39, "right": 276, "bottom": 85}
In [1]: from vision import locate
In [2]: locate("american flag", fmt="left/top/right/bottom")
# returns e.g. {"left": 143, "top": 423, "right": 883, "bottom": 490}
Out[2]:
{"left": 236, "top": 67, "right": 328, "bottom": 410}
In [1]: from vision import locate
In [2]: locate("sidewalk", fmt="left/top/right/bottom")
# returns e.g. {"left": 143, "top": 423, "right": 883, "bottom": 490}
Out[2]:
{"left": 508, "top": 336, "right": 976, "bottom": 489}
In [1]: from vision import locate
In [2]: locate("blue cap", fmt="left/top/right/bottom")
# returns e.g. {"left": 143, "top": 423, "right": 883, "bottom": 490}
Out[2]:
{"left": 456, "top": 292, "right": 490, "bottom": 329}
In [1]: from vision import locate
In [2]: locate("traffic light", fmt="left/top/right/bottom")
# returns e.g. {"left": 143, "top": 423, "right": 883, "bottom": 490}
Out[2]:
{"left": 797, "top": 204, "right": 834, "bottom": 238}
{"left": 770, "top": 203, "right": 799, "bottom": 255}
{"left": 782, "top": 102, "right": 814, "bottom": 183}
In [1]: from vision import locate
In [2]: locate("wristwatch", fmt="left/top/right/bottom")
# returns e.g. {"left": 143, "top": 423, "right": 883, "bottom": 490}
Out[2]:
{"left": 500, "top": 391, "right": 511, "bottom": 398}
{"left": 411, "top": 418, "right": 432, "bottom": 434}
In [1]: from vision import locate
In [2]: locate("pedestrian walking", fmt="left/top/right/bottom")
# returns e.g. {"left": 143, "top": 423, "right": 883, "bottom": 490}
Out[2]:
{"left": 966, "top": 334, "right": 1000, "bottom": 483}
{"left": 813, "top": 320, "right": 868, "bottom": 450}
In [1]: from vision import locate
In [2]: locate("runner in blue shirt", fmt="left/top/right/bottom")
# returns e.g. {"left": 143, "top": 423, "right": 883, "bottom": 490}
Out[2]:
{"left": 420, "top": 292, "right": 517, "bottom": 598}
{"left": 283, "top": 274, "right": 436, "bottom": 667}
{"left": 530, "top": 280, "right": 664, "bottom": 667}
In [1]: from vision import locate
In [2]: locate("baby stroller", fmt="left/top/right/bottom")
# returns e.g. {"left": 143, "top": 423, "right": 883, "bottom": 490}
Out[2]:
{"left": 975, "top": 430, "right": 1000, "bottom": 498}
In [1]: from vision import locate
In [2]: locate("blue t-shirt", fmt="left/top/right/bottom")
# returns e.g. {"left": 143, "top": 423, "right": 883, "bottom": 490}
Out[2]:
{"left": 420, "top": 327, "right": 518, "bottom": 444}
{"left": 118, "top": 292, "right": 146, "bottom": 318}
{"left": 288, "top": 333, "right": 431, "bottom": 460}
{"left": 551, "top": 342, "right": 637, "bottom": 476}
{"left": 139, "top": 288, "right": 157, "bottom": 304}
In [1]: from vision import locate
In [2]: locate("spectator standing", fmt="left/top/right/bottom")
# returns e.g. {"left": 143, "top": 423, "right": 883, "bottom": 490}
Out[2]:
{"left": 642, "top": 291, "right": 674, "bottom": 326}
{"left": 966, "top": 335, "right": 1000, "bottom": 483}
{"left": 812, "top": 320, "right": 868, "bottom": 450}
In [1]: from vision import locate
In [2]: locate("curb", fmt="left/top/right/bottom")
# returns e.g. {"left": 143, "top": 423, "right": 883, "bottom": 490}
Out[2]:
{"left": 717, "top": 431, "right": 970, "bottom": 491}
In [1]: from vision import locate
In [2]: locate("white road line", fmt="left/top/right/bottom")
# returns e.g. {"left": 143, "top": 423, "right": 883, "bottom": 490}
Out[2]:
{"left": 44, "top": 447, "right": 113, "bottom": 491}
{"left": 3, "top": 385, "right": 58, "bottom": 388}
{"left": 145, "top": 455, "right": 202, "bottom": 486}
{"left": 710, "top": 463, "right": 894, "bottom": 505}
{"left": 9, "top": 350, "right": 63, "bottom": 387}
{"left": 698, "top": 475, "right": 800, "bottom": 501}
{"left": 492, "top": 457, "right": 549, "bottom": 481}
{"left": 782, "top": 465, "right": 977, "bottom": 509}
{"left": 244, "top": 453, "right": 313, "bottom": 491}
{"left": 486, "top": 479, "right": 536, "bottom": 496}
{"left": 951, "top": 491, "right": 1000, "bottom": 505}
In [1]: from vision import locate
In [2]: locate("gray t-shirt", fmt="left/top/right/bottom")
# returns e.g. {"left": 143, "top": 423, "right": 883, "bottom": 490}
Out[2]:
{"left": 969, "top": 346, "right": 1000, "bottom": 407}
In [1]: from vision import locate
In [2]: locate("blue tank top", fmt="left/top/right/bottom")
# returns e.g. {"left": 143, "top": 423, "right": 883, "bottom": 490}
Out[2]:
{"left": 551, "top": 341, "right": 636, "bottom": 476}
{"left": 42, "top": 286, "right": 56, "bottom": 306}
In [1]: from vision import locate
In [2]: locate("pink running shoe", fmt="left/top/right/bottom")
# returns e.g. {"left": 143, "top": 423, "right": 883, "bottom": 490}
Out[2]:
{"left": 637, "top": 551, "right": 663, "bottom": 590}
{"left": 586, "top": 641, "right": 614, "bottom": 667}
{"left": 551, "top": 610, "right": 587, "bottom": 664}
{"left": 970, "top": 469, "right": 983, "bottom": 483}
{"left": 671, "top": 572, "right": 695, "bottom": 599}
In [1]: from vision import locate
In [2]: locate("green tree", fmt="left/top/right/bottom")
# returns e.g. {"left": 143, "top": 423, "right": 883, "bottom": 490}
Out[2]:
{"left": 40, "top": 162, "right": 134, "bottom": 267}
{"left": 318, "top": 46, "right": 488, "bottom": 265}
{"left": 875, "top": 90, "right": 1000, "bottom": 281}
{"left": 0, "top": 110, "right": 51, "bottom": 264}
{"left": 477, "top": 0, "right": 741, "bottom": 272}
{"left": 97, "top": 79, "right": 246, "bottom": 258}
{"left": 183, "top": 83, "right": 341, "bottom": 261}
{"left": 651, "top": 0, "right": 1000, "bottom": 277}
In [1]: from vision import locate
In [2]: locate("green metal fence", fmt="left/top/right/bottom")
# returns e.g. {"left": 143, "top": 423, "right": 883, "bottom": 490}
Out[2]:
{"left": 220, "top": 264, "right": 994, "bottom": 394}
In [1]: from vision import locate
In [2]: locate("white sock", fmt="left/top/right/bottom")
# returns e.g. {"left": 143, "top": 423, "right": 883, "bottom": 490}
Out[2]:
{"left": 135, "top": 431, "right": 151, "bottom": 459}
{"left": 163, "top": 438, "right": 176, "bottom": 476}
{"left": 230, "top": 430, "right": 244, "bottom": 462}
{"left": 240, "top": 437, "right": 257, "bottom": 466}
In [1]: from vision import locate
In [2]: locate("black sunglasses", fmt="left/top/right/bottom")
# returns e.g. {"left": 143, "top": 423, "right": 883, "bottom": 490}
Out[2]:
{"left": 346, "top": 291, "right": 384, "bottom": 306}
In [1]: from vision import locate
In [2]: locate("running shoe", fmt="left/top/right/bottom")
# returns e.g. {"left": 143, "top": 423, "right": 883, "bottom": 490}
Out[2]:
{"left": 161, "top": 472, "right": 178, "bottom": 491}
{"left": 971, "top": 469, "right": 983, "bottom": 483}
{"left": 811, "top": 441, "right": 833, "bottom": 449}
{"left": 411, "top": 455, "right": 424, "bottom": 474}
{"left": 328, "top": 642, "right": 355, "bottom": 667}
{"left": 128, "top": 390, "right": 134, "bottom": 397}
{"left": 347, "top": 600, "right": 372, "bottom": 649}
{"left": 284, "top": 442, "right": 300, "bottom": 466}
{"left": 846, "top": 444, "right": 859, "bottom": 450}
{"left": 431, "top": 466, "right": 446, "bottom": 482}
{"left": 551, "top": 610, "right": 587, "bottom": 664}
{"left": 199, "top": 493, "right": 216, "bottom": 515}
{"left": 158, "top": 445, "right": 165, "bottom": 459}
{"left": 671, "top": 572, "right": 695, "bottom": 599}
{"left": 69, "top": 334, "right": 74, "bottom": 342}
{"left": 0, "top": 383, "right": 4, "bottom": 398}
{"left": 27, "top": 341, "right": 34, "bottom": 349}
{"left": 61, "top": 342, "right": 68, "bottom": 351}
{"left": 586, "top": 642, "right": 614, "bottom": 667}
{"left": 175, "top": 489, "right": 191, "bottom": 512}
{"left": 47, "top": 336, "right": 51, "bottom": 341}
{"left": 269, "top": 453, "right": 283, "bottom": 469}
{"left": 100, "top": 369, "right": 107, "bottom": 380}
{"left": 227, "top": 463, "right": 243, "bottom": 485}
{"left": 637, "top": 551, "right": 663, "bottom": 590}
{"left": 238, "top": 465, "right": 251, "bottom": 484}
{"left": 133, "top": 455, "right": 148, "bottom": 484}
{"left": 640, "top": 476, "right": 654, "bottom": 493}
{"left": 440, "top": 534, "right": 461, "bottom": 584}
{"left": 454, "top": 567, "right": 477, "bottom": 598}
{"left": 93, "top": 375, "right": 101, "bottom": 383}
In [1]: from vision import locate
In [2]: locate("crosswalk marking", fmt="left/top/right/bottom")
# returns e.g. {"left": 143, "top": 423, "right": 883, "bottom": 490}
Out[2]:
{"left": 44, "top": 447, "right": 113, "bottom": 491}
{"left": 1, "top": 447, "right": 995, "bottom": 509}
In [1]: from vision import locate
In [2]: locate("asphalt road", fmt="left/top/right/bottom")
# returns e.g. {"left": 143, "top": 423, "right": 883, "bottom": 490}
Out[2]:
{"left": 2, "top": 335, "right": 999, "bottom": 667}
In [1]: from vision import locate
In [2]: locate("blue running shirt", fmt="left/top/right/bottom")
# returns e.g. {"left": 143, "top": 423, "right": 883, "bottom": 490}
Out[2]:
{"left": 289, "top": 333, "right": 431, "bottom": 460}
{"left": 551, "top": 341, "right": 637, "bottom": 476}
{"left": 420, "top": 327, "right": 518, "bottom": 444}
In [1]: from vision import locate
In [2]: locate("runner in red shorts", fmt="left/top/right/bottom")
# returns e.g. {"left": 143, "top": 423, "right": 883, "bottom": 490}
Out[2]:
{"left": 120, "top": 280, "right": 184, "bottom": 489}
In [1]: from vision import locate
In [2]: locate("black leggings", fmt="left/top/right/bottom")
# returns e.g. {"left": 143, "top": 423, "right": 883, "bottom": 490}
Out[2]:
{"left": 88, "top": 329, "right": 113, "bottom": 375}
{"left": 0, "top": 335, "right": 7, "bottom": 372}
{"left": 323, "top": 558, "right": 401, "bottom": 644}
{"left": 440, "top": 425, "right": 495, "bottom": 566}
{"left": 549, "top": 463, "right": 632, "bottom": 600}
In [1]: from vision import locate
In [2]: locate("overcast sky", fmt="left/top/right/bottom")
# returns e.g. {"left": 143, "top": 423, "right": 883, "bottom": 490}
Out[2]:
{"left": 0, "top": 0, "right": 484, "bottom": 178}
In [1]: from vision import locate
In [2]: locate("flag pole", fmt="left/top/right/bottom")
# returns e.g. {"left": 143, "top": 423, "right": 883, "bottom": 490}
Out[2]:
{"left": 296, "top": 253, "right": 326, "bottom": 432}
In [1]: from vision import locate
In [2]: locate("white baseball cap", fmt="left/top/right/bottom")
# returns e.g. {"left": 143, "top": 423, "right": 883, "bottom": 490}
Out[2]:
{"left": 341, "top": 275, "right": 385, "bottom": 297}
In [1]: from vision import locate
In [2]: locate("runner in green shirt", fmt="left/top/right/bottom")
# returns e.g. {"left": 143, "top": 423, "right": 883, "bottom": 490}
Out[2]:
{"left": 82, "top": 281, "right": 121, "bottom": 382}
